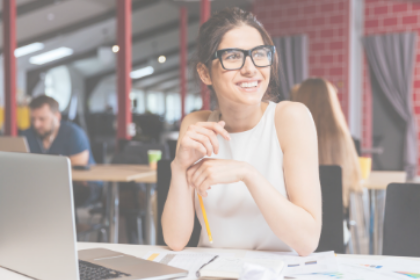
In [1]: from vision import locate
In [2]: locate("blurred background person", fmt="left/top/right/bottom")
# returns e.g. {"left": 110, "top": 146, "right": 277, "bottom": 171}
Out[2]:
{"left": 22, "top": 95, "right": 100, "bottom": 208}
{"left": 291, "top": 78, "right": 362, "bottom": 215}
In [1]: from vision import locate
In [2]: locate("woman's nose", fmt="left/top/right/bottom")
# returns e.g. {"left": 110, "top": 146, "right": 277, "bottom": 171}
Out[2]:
{"left": 240, "top": 56, "right": 257, "bottom": 76}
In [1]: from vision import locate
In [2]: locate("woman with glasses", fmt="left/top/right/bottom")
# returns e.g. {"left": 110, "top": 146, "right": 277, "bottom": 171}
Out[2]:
{"left": 162, "top": 7, "right": 321, "bottom": 256}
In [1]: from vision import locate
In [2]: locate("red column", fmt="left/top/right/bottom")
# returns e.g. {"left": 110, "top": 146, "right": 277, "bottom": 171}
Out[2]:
{"left": 200, "top": 0, "right": 211, "bottom": 110}
{"left": 180, "top": 7, "right": 187, "bottom": 119}
{"left": 3, "top": 0, "right": 17, "bottom": 136}
{"left": 116, "top": 0, "right": 132, "bottom": 142}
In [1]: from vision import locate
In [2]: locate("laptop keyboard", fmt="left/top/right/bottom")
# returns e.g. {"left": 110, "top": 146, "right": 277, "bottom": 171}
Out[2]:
{"left": 79, "top": 260, "right": 131, "bottom": 280}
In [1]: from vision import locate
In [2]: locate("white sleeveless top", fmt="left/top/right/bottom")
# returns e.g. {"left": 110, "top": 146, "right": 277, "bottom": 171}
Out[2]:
{"left": 194, "top": 101, "right": 294, "bottom": 252}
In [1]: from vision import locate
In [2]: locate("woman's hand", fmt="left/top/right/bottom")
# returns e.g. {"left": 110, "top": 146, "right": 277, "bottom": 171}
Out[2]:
{"left": 174, "top": 121, "right": 231, "bottom": 171}
{"left": 187, "top": 158, "right": 251, "bottom": 197}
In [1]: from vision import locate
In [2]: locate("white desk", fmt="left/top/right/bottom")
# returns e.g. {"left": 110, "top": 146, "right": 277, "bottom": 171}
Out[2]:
{"left": 2, "top": 243, "right": 420, "bottom": 279}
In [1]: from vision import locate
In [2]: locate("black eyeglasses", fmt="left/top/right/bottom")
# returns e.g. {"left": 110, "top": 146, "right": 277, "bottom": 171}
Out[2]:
{"left": 212, "top": 45, "right": 275, "bottom": 70}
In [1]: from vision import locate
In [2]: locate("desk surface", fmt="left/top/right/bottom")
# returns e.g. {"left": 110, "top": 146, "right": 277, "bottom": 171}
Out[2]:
{"left": 2, "top": 242, "right": 420, "bottom": 280}
{"left": 362, "top": 170, "right": 406, "bottom": 190}
{"left": 72, "top": 164, "right": 156, "bottom": 183}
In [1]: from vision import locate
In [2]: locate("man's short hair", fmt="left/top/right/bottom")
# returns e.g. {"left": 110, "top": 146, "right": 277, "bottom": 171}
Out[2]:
{"left": 29, "top": 95, "right": 60, "bottom": 113}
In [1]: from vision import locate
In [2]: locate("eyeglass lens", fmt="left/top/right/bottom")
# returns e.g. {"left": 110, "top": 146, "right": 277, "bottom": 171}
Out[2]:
{"left": 220, "top": 46, "right": 273, "bottom": 70}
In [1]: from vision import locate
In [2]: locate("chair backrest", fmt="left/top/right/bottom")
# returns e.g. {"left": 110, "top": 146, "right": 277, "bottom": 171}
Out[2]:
{"left": 316, "top": 165, "right": 345, "bottom": 253}
{"left": 383, "top": 183, "right": 420, "bottom": 257}
{"left": 166, "top": 139, "right": 177, "bottom": 161}
{"left": 156, "top": 160, "right": 201, "bottom": 247}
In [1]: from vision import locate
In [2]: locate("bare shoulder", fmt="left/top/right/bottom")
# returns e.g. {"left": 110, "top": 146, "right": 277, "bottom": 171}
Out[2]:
{"left": 178, "top": 110, "right": 212, "bottom": 139}
{"left": 274, "top": 101, "right": 316, "bottom": 150}
{"left": 275, "top": 101, "right": 313, "bottom": 126}
{"left": 180, "top": 110, "right": 212, "bottom": 129}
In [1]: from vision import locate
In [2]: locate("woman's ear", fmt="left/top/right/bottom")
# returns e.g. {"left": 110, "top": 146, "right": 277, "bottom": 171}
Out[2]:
{"left": 197, "top": 63, "right": 212, "bottom": 86}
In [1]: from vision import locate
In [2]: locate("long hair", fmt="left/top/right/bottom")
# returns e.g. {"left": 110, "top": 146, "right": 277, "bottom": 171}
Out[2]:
{"left": 292, "top": 78, "right": 362, "bottom": 207}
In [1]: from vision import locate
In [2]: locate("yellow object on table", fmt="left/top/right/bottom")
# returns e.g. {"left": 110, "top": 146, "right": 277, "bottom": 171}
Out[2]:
{"left": 359, "top": 157, "right": 372, "bottom": 180}
{"left": 198, "top": 194, "right": 213, "bottom": 243}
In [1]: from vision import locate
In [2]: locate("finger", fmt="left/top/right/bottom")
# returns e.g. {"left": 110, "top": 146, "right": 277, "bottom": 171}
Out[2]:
{"left": 187, "top": 162, "right": 202, "bottom": 186}
{"left": 193, "top": 126, "right": 220, "bottom": 154}
{"left": 198, "top": 179, "right": 212, "bottom": 197}
{"left": 192, "top": 141, "right": 207, "bottom": 156}
{"left": 189, "top": 131, "right": 213, "bottom": 156}
{"left": 196, "top": 122, "right": 230, "bottom": 140}
{"left": 192, "top": 164, "right": 211, "bottom": 190}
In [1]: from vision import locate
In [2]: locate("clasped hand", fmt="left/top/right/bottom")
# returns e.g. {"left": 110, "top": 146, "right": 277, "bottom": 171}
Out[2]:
{"left": 174, "top": 121, "right": 250, "bottom": 197}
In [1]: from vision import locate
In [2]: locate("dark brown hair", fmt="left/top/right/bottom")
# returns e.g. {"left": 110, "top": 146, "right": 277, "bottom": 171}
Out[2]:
{"left": 195, "top": 7, "right": 280, "bottom": 100}
{"left": 29, "top": 95, "right": 59, "bottom": 113}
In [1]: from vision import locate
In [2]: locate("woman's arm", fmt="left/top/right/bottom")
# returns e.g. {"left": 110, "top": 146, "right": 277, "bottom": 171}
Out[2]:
{"left": 161, "top": 111, "right": 230, "bottom": 251}
{"left": 188, "top": 102, "right": 321, "bottom": 256}
{"left": 246, "top": 101, "right": 321, "bottom": 256}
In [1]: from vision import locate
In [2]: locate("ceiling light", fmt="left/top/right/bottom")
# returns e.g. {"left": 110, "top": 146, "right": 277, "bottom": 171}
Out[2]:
{"left": 130, "top": 66, "right": 154, "bottom": 79}
{"left": 15, "top": 42, "right": 44, "bottom": 58}
{"left": 29, "top": 47, "right": 74, "bottom": 65}
{"left": 112, "top": 45, "right": 120, "bottom": 53}
{"left": 158, "top": 55, "right": 166, "bottom": 63}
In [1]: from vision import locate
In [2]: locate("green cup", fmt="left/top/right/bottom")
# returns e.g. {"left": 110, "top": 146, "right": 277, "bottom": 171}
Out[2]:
{"left": 148, "top": 150, "right": 162, "bottom": 170}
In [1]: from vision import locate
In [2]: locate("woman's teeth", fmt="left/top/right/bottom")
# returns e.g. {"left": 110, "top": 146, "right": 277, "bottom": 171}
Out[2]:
{"left": 239, "top": 81, "right": 258, "bottom": 88}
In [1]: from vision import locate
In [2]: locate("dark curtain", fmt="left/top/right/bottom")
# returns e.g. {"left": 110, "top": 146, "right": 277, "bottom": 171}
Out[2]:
{"left": 273, "top": 35, "right": 308, "bottom": 100}
{"left": 363, "top": 32, "right": 418, "bottom": 180}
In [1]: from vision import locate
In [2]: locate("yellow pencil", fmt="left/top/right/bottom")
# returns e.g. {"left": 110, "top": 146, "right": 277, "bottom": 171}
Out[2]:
{"left": 197, "top": 194, "right": 213, "bottom": 243}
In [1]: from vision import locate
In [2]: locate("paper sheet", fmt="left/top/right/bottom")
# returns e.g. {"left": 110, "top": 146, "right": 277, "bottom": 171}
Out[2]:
{"left": 204, "top": 257, "right": 283, "bottom": 273}
{"left": 286, "top": 257, "right": 420, "bottom": 280}
{"left": 338, "top": 257, "right": 420, "bottom": 280}
{"left": 142, "top": 251, "right": 234, "bottom": 280}
{"left": 245, "top": 251, "right": 338, "bottom": 276}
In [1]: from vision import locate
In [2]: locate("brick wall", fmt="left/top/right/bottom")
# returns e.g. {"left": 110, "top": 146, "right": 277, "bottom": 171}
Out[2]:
{"left": 253, "top": 0, "right": 351, "bottom": 119}
{"left": 364, "top": 0, "right": 420, "bottom": 173}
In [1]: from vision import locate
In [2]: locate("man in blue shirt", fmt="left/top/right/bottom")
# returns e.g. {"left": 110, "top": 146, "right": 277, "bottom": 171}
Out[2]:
{"left": 23, "top": 95, "right": 95, "bottom": 166}
{"left": 22, "top": 95, "right": 99, "bottom": 206}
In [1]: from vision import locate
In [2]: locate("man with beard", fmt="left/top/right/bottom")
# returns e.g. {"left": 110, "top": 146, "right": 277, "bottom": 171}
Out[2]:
{"left": 22, "top": 95, "right": 99, "bottom": 207}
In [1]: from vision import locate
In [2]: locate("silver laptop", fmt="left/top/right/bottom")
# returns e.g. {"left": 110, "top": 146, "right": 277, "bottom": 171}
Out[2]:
{"left": 0, "top": 136, "right": 29, "bottom": 152}
{"left": 0, "top": 152, "right": 188, "bottom": 280}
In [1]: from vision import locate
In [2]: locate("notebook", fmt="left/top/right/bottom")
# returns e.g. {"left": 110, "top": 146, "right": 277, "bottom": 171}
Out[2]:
{"left": 197, "top": 256, "right": 284, "bottom": 279}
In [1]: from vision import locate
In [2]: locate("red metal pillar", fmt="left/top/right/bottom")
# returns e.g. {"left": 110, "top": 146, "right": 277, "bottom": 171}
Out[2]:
{"left": 180, "top": 7, "right": 187, "bottom": 119}
{"left": 200, "top": 0, "right": 211, "bottom": 110}
{"left": 3, "top": 0, "right": 17, "bottom": 136}
{"left": 116, "top": 0, "right": 132, "bottom": 142}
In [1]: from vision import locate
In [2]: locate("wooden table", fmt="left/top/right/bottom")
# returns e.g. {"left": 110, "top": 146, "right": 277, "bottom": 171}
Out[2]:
{"left": 362, "top": 171, "right": 406, "bottom": 255}
{"left": 3, "top": 243, "right": 420, "bottom": 280}
{"left": 72, "top": 164, "right": 157, "bottom": 244}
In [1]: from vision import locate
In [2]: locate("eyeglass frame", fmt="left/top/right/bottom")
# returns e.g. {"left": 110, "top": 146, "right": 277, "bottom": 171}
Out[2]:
{"left": 211, "top": 45, "right": 276, "bottom": 70}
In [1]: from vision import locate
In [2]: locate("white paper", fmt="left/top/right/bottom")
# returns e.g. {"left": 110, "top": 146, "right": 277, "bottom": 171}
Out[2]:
{"left": 239, "top": 263, "right": 282, "bottom": 280}
{"left": 245, "top": 251, "right": 338, "bottom": 276}
{"left": 204, "top": 257, "right": 284, "bottom": 274}
{"left": 142, "top": 251, "right": 234, "bottom": 280}
{"left": 338, "top": 257, "right": 420, "bottom": 280}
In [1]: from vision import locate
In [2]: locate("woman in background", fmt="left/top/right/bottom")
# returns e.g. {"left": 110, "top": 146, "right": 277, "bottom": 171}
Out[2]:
{"left": 292, "top": 78, "right": 362, "bottom": 213}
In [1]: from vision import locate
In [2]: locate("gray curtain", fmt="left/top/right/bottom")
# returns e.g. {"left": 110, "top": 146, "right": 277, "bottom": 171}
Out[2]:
{"left": 273, "top": 35, "right": 308, "bottom": 100}
{"left": 363, "top": 32, "right": 418, "bottom": 180}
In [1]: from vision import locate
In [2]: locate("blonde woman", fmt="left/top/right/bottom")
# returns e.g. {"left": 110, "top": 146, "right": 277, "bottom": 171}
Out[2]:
{"left": 292, "top": 78, "right": 362, "bottom": 211}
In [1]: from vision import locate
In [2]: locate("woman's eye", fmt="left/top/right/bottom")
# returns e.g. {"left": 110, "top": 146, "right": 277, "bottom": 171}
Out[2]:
{"left": 224, "top": 52, "right": 241, "bottom": 60}
{"left": 254, "top": 51, "right": 267, "bottom": 58}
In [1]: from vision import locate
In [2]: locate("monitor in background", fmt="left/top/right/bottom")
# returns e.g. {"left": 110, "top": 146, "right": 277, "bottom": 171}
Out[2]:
{"left": 0, "top": 136, "right": 29, "bottom": 153}
{"left": 0, "top": 152, "right": 188, "bottom": 280}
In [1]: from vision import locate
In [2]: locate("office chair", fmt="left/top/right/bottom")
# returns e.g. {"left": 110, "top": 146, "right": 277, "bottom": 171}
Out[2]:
{"left": 316, "top": 165, "right": 345, "bottom": 253}
{"left": 383, "top": 183, "right": 420, "bottom": 257}
{"left": 112, "top": 141, "right": 170, "bottom": 244}
{"left": 157, "top": 160, "right": 201, "bottom": 247}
